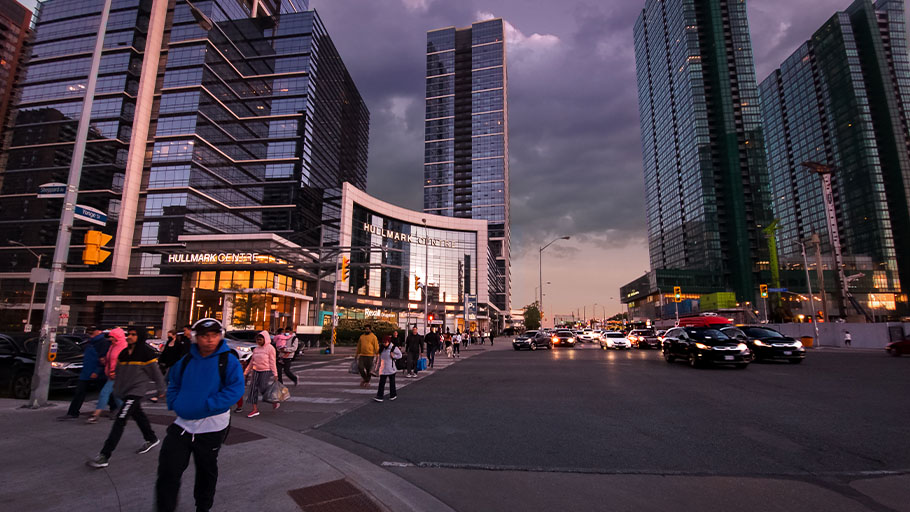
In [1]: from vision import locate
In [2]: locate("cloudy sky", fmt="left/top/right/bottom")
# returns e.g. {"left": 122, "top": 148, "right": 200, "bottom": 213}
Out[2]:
{"left": 15, "top": 0, "right": 892, "bottom": 318}
{"left": 310, "top": 0, "right": 884, "bottom": 319}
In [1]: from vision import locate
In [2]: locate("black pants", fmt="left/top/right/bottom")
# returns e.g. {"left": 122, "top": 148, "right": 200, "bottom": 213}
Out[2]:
{"left": 376, "top": 373, "right": 396, "bottom": 399}
{"left": 277, "top": 357, "right": 298, "bottom": 384}
{"left": 426, "top": 348, "right": 436, "bottom": 368}
{"left": 66, "top": 380, "right": 90, "bottom": 417}
{"left": 358, "top": 356, "right": 374, "bottom": 383}
{"left": 407, "top": 351, "right": 419, "bottom": 373}
{"left": 453, "top": 343, "right": 460, "bottom": 354}
{"left": 101, "top": 396, "right": 157, "bottom": 458}
{"left": 156, "top": 423, "right": 228, "bottom": 512}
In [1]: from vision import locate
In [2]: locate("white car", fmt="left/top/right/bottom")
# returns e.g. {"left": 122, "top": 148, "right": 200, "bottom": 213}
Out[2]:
{"left": 578, "top": 329, "right": 597, "bottom": 342}
{"left": 600, "top": 332, "right": 630, "bottom": 350}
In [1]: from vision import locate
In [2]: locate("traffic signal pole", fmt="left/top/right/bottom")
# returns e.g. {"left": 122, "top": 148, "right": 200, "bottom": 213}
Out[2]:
{"left": 28, "top": 0, "right": 112, "bottom": 408}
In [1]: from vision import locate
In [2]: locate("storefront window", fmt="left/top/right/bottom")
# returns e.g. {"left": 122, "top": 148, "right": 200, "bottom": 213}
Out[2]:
{"left": 230, "top": 270, "right": 250, "bottom": 289}
{"left": 196, "top": 271, "right": 216, "bottom": 291}
{"left": 252, "top": 271, "right": 273, "bottom": 289}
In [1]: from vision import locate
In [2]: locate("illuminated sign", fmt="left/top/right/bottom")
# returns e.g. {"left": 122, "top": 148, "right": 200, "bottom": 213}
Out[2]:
{"left": 362, "top": 222, "right": 454, "bottom": 248}
{"left": 166, "top": 253, "right": 284, "bottom": 265}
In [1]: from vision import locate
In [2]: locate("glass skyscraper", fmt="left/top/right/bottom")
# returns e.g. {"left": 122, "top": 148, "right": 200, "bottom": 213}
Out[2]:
{"left": 0, "top": 0, "right": 369, "bottom": 331}
{"left": 633, "top": 0, "right": 773, "bottom": 302}
{"left": 760, "top": 0, "right": 909, "bottom": 315}
{"left": 424, "top": 18, "right": 510, "bottom": 313}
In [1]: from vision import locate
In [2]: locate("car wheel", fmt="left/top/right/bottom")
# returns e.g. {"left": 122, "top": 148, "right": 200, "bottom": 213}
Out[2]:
{"left": 664, "top": 350, "right": 675, "bottom": 363}
{"left": 514, "top": 347, "right": 520, "bottom": 351}
{"left": 688, "top": 353, "right": 700, "bottom": 368}
{"left": 735, "top": 363, "right": 749, "bottom": 369}
{"left": 789, "top": 359, "right": 803, "bottom": 364}
{"left": 12, "top": 371, "right": 31, "bottom": 400}
{"left": 531, "top": 343, "right": 537, "bottom": 351}
{"left": 888, "top": 348, "right": 901, "bottom": 357}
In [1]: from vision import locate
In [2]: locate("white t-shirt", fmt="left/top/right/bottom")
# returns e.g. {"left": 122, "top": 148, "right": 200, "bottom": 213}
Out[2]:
{"left": 175, "top": 410, "right": 230, "bottom": 434}
{"left": 454, "top": 334, "right": 462, "bottom": 343}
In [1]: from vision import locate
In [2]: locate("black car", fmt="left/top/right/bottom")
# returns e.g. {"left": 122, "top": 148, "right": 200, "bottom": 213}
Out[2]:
{"left": 721, "top": 326, "right": 806, "bottom": 364}
{"left": 0, "top": 333, "right": 84, "bottom": 399}
{"left": 661, "top": 327, "right": 751, "bottom": 369}
{"left": 551, "top": 330, "right": 577, "bottom": 347}
{"left": 512, "top": 330, "right": 553, "bottom": 351}
{"left": 629, "top": 329, "right": 660, "bottom": 349}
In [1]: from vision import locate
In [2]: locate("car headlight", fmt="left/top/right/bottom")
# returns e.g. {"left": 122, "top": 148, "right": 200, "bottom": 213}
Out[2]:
{"left": 51, "top": 361, "right": 80, "bottom": 370}
{"left": 234, "top": 346, "right": 252, "bottom": 353}
{"left": 695, "top": 343, "right": 709, "bottom": 350}
{"left": 736, "top": 343, "right": 748, "bottom": 351}
{"left": 753, "top": 339, "right": 767, "bottom": 346}
{"left": 569, "top": 337, "right": 574, "bottom": 342}
{"left": 792, "top": 341, "right": 802, "bottom": 348}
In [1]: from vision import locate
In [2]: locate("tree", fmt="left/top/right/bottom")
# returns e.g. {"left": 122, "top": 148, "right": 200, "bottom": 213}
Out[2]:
{"left": 608, "top": 312, "right": 628, "bottom": 322}
{"left": 523, "top": 302, "right": 542, "bottom": 330}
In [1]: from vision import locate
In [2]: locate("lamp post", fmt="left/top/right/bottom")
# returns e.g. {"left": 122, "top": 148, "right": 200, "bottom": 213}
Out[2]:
{"left": 9, "top": 241, "right": 42, "bottom": 332}
{"left": 539, "top": 236, "right": 570, "bottom": 328}
{"left": 423, "top": 219, "right": 429, "bottom": 335}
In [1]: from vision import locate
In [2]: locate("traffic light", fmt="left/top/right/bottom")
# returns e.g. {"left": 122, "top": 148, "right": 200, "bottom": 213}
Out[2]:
{"left": 340, "top": 256, "right": 350, "bottom": 282}
{"left": 414, "top": 275, "right": 421, "bottom": 291}
{"left": 759, "top": 284, "right": 769, "bottom": 298}
{"left": 427, "top": 313, "right": 434, "bottom": 323}
{"left": 673, "top": 286, "right": 682, "bottom": 303}
{"left": 82, "top": 230, "right": 112, "bottom": 265}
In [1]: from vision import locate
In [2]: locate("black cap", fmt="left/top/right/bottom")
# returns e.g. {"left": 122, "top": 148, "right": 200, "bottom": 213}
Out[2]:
{"left": 193, "top": 318, "right": 222, "bottom": 335}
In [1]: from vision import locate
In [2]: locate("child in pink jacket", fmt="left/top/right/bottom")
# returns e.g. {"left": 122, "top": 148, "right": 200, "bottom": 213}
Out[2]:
{"left": 243, "top": 331, "right": 278, "bottom": 418}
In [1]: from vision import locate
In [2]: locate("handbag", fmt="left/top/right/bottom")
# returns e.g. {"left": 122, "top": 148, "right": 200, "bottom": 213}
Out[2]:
{"left": 370, "top": 355, "right": 381, "bottom": 377}
{"left": 349, "top": 358, "right": 359, "bottom": 374}
{"left": 264, "top": 379, "right": 290, "bottom": 403}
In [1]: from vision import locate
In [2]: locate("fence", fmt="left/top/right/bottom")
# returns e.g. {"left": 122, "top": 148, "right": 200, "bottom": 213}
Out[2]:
{"left": 767, "top": 322, "right": 909, "bottom": 349}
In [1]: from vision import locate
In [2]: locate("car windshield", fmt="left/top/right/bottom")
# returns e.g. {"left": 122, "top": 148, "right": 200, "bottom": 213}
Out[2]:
{"left": 742, "top": 327, "right": 786, "bottom": 338}
{"left": 24, "top": 337, "right": 82, "bottom": 356}
{"left": 557, "top": 331, "right": 573, "bottom": 336}
{"left": 607, "top": 333, "right": 625, "bottom": 338}
{"left": 685, "top": 328, "right": 731, "bottom": 340}
{"left": 523, "top": 331, "right": 537, "bottom": 337}
{"left": 632, "top": 330, "right": 654, "bottom": 335}
{"left": 225, "top": 330, "right": 259, "bottom": 342}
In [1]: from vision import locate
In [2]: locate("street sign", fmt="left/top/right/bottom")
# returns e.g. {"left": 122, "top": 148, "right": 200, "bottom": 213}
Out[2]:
{"left": 37, "top": 182, "right": 67, "bottom": 198}
{"left": 23, "top": 324, "right": 32, "bottom": 333}
{"left": 769, "top": 288, "right": 788, "bottom": 293}
{"left": 29, "top": 267, "right": 50, "bottom": 284}
{"left": 74, "top": 204, "right": 107, "bottom": 226}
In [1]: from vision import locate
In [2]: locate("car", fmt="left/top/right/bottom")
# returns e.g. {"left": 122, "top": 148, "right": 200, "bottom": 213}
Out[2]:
{"left": 146, "top": 338, "right": 166, "bottom": 353}
{"left": 600, "top": 331, "right": 630, "bottom": 349}
{"left": 512, "top": 330, "right": 538, "bottom": 350}
{"left": 628, "top": 329, "right": 660, "bottom": 349}
{"left": 677, "top": 315, "right": 733, "bottom": 328}
{"left": 225, "top": 338, "right": 256, "bottom": 362}
{"left": 224, "top": 330, "right": 260, "bottom": 343}
{"left": 551, "top": 330, "right": 576, "bottom": 347}
{"left": 0, "top": 334, "right": 84, "bottom": 399}
{"left": 721, "top": 326, "right": 806, "bottom": 363}
{"left": 513, "top": 330, "right": 553, "bottom": 351}
{"left": 656, "top": 330, "right": 667, "bottom": 342}
{"left": 885, "top": 338, "right": 910, "bottom": 357}
{"left": 578, "top": 329, "right": 597, "bottom": 342}
{"left": 661, "top": 326, "right": 751, "bottom": 369}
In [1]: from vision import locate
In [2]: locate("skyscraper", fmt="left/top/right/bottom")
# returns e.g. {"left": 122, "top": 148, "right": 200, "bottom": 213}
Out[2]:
{"left": 760, "top": 0, "right": 909, "bottom": 316}
{"left": 0, "top": 0, "right": 369, "bottom": 331}
{"left": 424, "top": 18, "right": 510, "bottom": 313}
{"left": 0, "top": 0, "right": 31, "bottom": 172}
{"left": 633, "top": 0, "right": 772, "bottom": 302}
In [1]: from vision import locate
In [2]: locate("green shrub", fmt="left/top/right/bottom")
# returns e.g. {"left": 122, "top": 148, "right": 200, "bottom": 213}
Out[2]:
{"left": 319, "top": 318, "right": 403, "bottom": 345}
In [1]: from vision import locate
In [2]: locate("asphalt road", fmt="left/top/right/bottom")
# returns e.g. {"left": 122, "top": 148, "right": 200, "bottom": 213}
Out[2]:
{"left": 315, "top": 343, "right": 910, "bottom": 512}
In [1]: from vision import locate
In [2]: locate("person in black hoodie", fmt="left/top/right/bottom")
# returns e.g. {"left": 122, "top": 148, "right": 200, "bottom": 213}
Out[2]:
{"left": 159, "top": 324, "right": 191, "bottom": 372}
{"left": 87, "top": 327, "right": 166, "bottom": 469}
{"left": 424, "top": 327, "right": 440, "bottom": 369}
{"left": 404, "top": 326, "right": 424, "bottom": 378}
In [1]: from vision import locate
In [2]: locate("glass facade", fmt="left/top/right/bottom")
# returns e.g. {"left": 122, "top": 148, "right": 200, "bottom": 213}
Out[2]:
{"left": 424, "top": 19, "right": 510, "bottom": 313}
{"left": 634, "top": 0, "right": 773, "bottom": 302}
{"left": 759, "top": 0, "right": 909, "bottom": 311}
{"left": 0, "top": 0, "right": 31, "bottom": 171}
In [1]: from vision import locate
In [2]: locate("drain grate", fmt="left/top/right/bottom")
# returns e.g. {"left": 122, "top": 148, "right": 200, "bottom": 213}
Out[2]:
{"left": 287, "top": 479, "right": 383, "bottom": 512}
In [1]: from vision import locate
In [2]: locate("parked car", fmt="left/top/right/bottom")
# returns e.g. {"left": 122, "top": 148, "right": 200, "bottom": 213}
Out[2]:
{"left": 628, "top": 329, "right": 660, "bottom": 349}
{"left": 551, "top": 330, "right": 577, "bottom": 347}
{"left": 721, "top": 326, "right": 806, "bottom": 363}
{"left": 661, "top": 327, "right": 751, "bottom": 369}
{"left": 0, "top": 333, "right": 84, "bottom": 399}
{"left": 885, "top": 338, "right": 910, "bottom": 357}
{"left": 600, "top": 331, "right": 630, "bottom": 350}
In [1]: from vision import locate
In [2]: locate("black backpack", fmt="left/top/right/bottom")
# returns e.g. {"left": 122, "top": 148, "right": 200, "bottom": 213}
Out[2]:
{"left": 177, "top": 349, "right": 239, "bottom": 387}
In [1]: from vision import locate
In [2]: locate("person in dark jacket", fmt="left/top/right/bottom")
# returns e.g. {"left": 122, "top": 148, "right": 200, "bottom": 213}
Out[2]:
{"left": 424, "top": 327, "right": 440, "bottom": 369}
{"left": 87, "top": 328, "right": 166, "bottom": 468}
{"left": 404, "top": 326, "right": 424, "bottom": 378}
{"left": 58, "top": 327, "right": 109, "bottom": 420}
{"left": 159, "top": 324, "right": 191, "bottom": 371}
{"left": 155, "top": 318, "right": 245, "bottom": 512}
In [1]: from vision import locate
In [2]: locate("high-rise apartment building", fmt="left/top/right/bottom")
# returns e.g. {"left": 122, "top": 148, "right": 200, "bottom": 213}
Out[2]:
{"left": 760, "top": 0, "right": 909, "bottom": 316}
{"left": 0, "top": 0, "right": 369, "bottom": 331}
{"left": 0, "top": 0, "right": 31, "bottom": 168}
{"left": 632, "top": 0, "right": 773, "bottom": 303}
{"left": 424, "top": 19, "right": 510, "bottom": 314}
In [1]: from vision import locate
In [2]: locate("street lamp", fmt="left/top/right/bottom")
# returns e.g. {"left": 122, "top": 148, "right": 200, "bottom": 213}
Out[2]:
{"left": 539, "top": 236, "right": 570, "bottom": 327}
{"left": 9, "top": 241, "right": 42, "bottom": 332}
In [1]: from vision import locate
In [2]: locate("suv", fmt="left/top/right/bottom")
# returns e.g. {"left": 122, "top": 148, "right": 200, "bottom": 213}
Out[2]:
{"left": 551, "top": 330, "right": 576, "bottom": 347}
{"left": 512, "top": 330, "right": 553, "bottom": 351}
{"left": 628, "top": 329, "right": 660, "bottom": 349}
{"left": 721, "top": 326, "right": 806, "bottom": 364}
{"left": 662, "top": 327, "right": 751, "bottom": 369}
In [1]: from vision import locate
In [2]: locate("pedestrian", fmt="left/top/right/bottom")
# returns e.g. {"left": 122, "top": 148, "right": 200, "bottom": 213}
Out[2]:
{"left": 844, "top": 330, "right": 852, "bottom": 347}
{"left": 159, "top": 324, "right": 191, "bottom": 373}
{"left": 87, "top": 328, "right": 127, "bottom": 423}
{"left": 86, "top": 327, "right": 166, "bottom": 469}
{"left": 444, "top": 331, "right": 453, "bottom": 358}
{"left": 391, "top": 329, "right": 401, "bottom": 348}
{"left": 405, "top": 326, "right": 424, "bottom": 377}
{"left": 59, "top": 326, "right": 108, "bottom": 420}
{"left": 489, "top": 330, "right": 494, "bottom": 345}
{"left": 154, "top": 317, "right": 244, "bottom": 512}
{"left": 453, "top": 330, "right": 462, "bottom": 357}
{"left": 275, "top": 328, "right": 299, "bottom": 386}
{"left": 243, "top": 331, "right": 279, "bottom": 418}
{"left": 374, "top": 335, "right": 402, "bottom": 402}
{"left": 424, "top": 327, "right": 440, "bottom": 369}
{"left": 355, "top": 324, "right": 379, "bottom": 388}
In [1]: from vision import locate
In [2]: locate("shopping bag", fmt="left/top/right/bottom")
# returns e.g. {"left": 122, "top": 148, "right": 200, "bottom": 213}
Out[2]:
{"left": 370, "top": 356, "right": 380, "bottom": 377}
{"left": 417, "top": 357, "right": 428, "bottom": 371}
{"left": 264, "top": 379, "right": 289, "bottom": 403}
{"left": 349, "top": 358, "right": 359, "bottom": 374}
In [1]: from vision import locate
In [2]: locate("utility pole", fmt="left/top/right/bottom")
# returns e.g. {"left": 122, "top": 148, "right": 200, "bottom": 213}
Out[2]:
{"left": 423, "top": 219, "right": 429, "bottom": 335}
{"left": 29, "top": 0, "right": 112, "bottom": 408}
{"left": 810, "top": 233, "right": 828, "bottom": 322}
{"left": 330, "top": 254, "right": 341, "bottom": 355}
{"left": 798, "top": 240, "right": 821, "bottom": 347}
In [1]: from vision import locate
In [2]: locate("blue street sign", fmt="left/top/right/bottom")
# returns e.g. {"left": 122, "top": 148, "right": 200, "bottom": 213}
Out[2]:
{"left": 37, "top": 182, "right": 67, "bottom": 198}
{"left": 768, "top": 288, "right": 788, "bottom": 293}
{"left": 73, "top": 204, "right": 107, "bottom": 226}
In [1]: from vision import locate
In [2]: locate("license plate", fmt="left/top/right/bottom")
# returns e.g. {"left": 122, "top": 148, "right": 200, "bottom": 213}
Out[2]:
{"left": 724, "top": 355, "right": 734, "bottom": 361}
{"left": 783, "top": 351, "right": 792, "bottom": 355}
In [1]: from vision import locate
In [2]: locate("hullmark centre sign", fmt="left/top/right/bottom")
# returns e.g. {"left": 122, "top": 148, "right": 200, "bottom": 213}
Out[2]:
{"left": 362, "top": 222, "right": 454, "bottom": 248}
{"left": 166, "top": 252, "right": 278, "bottom": 264}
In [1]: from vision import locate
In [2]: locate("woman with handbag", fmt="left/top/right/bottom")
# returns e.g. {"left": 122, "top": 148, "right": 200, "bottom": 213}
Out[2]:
{"left": 374, "top": 335, "right": 401, "bottom": 402}
{"left": 243, "top": 331, "right": 278, "bottom": 418}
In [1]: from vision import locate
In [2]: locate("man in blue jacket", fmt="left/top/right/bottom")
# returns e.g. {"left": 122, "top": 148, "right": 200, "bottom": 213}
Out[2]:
{"left": 155, "top": 318, "right": 244, "bottom": 512}
{"left": 58, "top": 326, "right": 109, "bottom": 420}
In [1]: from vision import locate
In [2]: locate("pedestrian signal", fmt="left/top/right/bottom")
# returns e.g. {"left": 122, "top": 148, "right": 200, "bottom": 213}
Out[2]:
{"left": 673, "top": 286, "right": 682, "bottom": 303}
{"left": 759, "top": 284, "right": 768, "bottom": 298}
{"left": 82, "top": 230, "right": 112, "bottom": 265}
